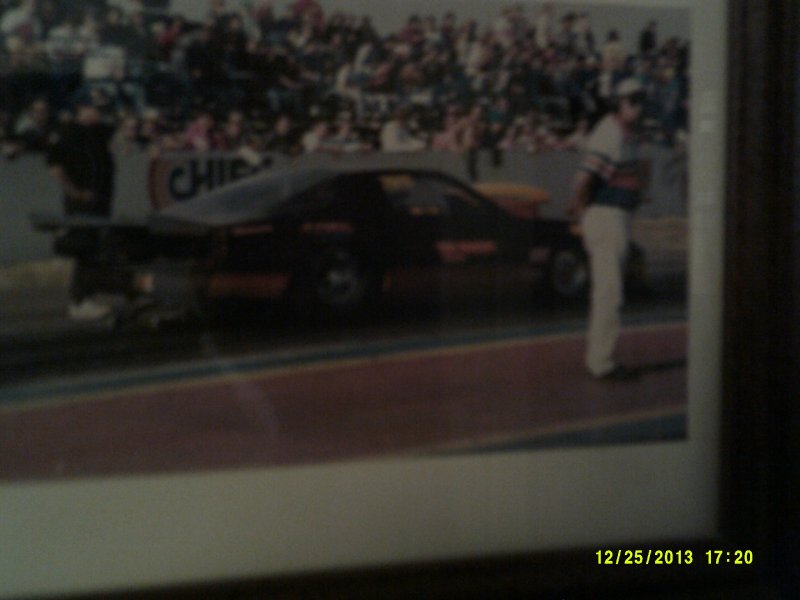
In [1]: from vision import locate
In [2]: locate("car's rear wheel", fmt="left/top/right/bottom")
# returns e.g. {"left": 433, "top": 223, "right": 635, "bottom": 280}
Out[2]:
{"left": 547, "top": 246, "right": 589, "bottom": 301}
{"left": 306, "top": 246, "right": 377, "bottom": 316}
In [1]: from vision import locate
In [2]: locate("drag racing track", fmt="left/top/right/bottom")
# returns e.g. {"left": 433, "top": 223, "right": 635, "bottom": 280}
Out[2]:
{"left": 0, "top": 287, "right": 688, "bottom": 481}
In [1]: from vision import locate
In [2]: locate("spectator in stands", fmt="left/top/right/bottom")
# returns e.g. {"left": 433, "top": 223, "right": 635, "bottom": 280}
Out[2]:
{"left": 117, "top": 7, "right": 152, "bottom": 64}
{"left": 420, "top": 15, "right": 441, "bottom": 48}
{"left": 655, "top": 65, "right": 685, "bottom": 142}
{"left": 183, "top": 110, "right": 218, "bottom": 151}
{"left": 554, "top": 13, "right": 577, "bottom": 56}
{"left": 498, "top": 115, "right": 526, "bottom": 152}
{"left": 100, "top": 7, "right": 132, "bottom": 46}
{"left": 235, "top": 1, "right": 263, "bottom": 42}
{"left": 431, "top": 105, "right": 466, "bottom": 152}
{"left": 326, "top": 114, "right": 369, "bottom": 153}
{"left": 439, "top": 11, "right": 457, "bottom": 48}
{"left": 454, "top": 19, "right": 478, "bottom": 70}
{"left": 533, "top": 3, "right": 556, "bottom": 50}
{"left": 492, "top": 7, "right": 516, "bottom": 49}
{"left": 396, "top": 58, "right": 426, "bottom": 104}
{"left": 301, "top": 118, "right": 330, "bottom": 152}
{"left": 264, "top": 113, "right": 301, "bottom": 156}
{"left": 218, "top": 12, "right": 249, "bottom": 72}
{"left": 561, "top": 116, "right": 590, "bottom": 151}
{"left": 462, "top": 102, "right": 488, "bottom": 180}
{"left": 332, "top": 60, "right": 363, "bottom": 114}
{"left": 397, "top": 14, "right": 424, "bottom": 53}
{"left": 257, "top": 44, "right": 307, "bottom": 116}
{"left": 81, "top": 31, "right": 133, "bottom": 108}
{"left": 486, "top": 95, "right": 511, "bottom": 165}
{"left": 601, "top": 29, "right": 626, "bottom": 70}
{"left": 290, "top": 0, "right": 323, "bottom": 24}
{"left": 183, "top": 24, "right": 231, "bottom": 108}
{"left": 595, "top": 64, "right": 615, "bottom": 115}
{"left": 154, "top": 15, "right": 186, "bottom": 62}
{"left": 208, "top": 0, "right": 234, "bottom": 33}
{"left": 287, "top": 12, "right": 314, "bottom": 52}
{"left": 45, "top": 10, "right": 95, "bottom": 63}
{"left": 522, "top": 110, "right": 561, "bottom": 153}
{"left": 380, "top": 104, "right": 425, "bottom": 152}
{"left": 218, "top": 109, "right": 248, "bottom": 149}
{"left": 138, "top": 106, "right": 165, "bottom": 148}
{"left": 1, "top": 0, "right": 40, "bottom": 48}
{"left": 252, "top": 0, "right": 275, "bottom": 36}
{"left": 573, "top": 12, "right": 594, "bottom": 56}
{"left": 37, "top": 0, "right": 66, "bottom": 40}
{"left": 639, "top": 21, "right": 657, "bottom": 57}
{"left": 569, "top": 53, "right": 600, "bottom": 119}
{"left": 4, "top": 29, "right": 47, "bottom": 69}
{"left": 106, "top": 0, "right": 145, "bottom": 21}
{"left": 111, "top": 113, "right": 144, "bottom": 154}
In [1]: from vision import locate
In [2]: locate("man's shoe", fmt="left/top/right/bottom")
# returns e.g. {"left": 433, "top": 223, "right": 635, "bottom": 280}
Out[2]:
{"left": 68, "top": 299, "right": 112, "bottom": 321}
{"left": 595, "top": 365, "right": 640, "bottom": 382}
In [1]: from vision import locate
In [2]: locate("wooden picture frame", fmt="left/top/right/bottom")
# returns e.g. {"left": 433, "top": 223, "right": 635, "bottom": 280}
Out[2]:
{"left": 1, "top": 1, "right": 796, "bottom": 597}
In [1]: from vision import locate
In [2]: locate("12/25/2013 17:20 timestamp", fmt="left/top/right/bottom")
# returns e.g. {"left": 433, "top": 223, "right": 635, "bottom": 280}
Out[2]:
{"left": 596, "top": 550, "right": 754, "bottom": 565}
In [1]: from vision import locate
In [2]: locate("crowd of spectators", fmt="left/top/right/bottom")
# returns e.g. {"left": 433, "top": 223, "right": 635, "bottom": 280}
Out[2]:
{"left": 0, "top": 0, "right": 690, "bottom": 161}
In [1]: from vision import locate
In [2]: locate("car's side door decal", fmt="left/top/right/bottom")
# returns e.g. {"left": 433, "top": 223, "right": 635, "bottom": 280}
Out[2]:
{"left": 435, "top": 240, "right": 498, "bottom": 264}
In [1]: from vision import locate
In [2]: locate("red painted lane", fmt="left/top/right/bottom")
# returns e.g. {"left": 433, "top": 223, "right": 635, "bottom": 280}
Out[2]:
{"left": 0, "top": 325, "right": 686, "bottom": 480}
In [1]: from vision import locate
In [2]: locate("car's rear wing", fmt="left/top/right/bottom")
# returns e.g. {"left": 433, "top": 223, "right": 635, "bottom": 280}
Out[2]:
{"left": 30, "top": 211, "right": 148, "bottom": 232}
{"left": 30, "top": 211, "right": 211, "bottom": 237}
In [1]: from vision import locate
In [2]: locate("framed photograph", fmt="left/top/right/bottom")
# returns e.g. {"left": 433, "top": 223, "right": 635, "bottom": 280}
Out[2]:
{"left": 0, "top": 0, "right": 793, "bottom": 597}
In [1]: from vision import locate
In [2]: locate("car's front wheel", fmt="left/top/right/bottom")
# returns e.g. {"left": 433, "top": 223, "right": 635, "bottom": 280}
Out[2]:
{"left": 547, "top": 246, "right": 589, "bottom": 301}
{"left": 305, "top": 246, "right": 377, "bottom": 316}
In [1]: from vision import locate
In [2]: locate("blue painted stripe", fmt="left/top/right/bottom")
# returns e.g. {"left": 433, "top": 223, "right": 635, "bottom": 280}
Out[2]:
{"left": 434, "top": 413, "right": 687, "bottom": 456}
{"left": 0, "top": 313, "right": 686, "bottom": 407}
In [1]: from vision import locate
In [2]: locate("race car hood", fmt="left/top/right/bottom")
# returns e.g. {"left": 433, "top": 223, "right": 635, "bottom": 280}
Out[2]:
{"left": 149, "top": 167, "right": 337, "bottom": 232}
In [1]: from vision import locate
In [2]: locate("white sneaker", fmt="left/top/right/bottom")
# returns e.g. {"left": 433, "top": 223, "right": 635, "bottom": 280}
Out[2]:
{"left": 68, "top": 299, "right": 112, "bottom": 321}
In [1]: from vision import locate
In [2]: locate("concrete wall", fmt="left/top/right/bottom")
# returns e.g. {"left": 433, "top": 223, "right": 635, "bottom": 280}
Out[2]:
{"left": 0, "top": 146, "right": 685, "bottom": 266}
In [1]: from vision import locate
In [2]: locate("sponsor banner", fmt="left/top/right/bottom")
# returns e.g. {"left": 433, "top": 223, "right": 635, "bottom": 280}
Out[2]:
{"left": 148, "top": 152, "right": 287, "bottom": 210}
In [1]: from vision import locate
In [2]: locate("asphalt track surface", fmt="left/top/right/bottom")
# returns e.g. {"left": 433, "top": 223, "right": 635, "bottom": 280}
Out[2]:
{"left": 0, "top": 283, "right": 687, "bottom": 481}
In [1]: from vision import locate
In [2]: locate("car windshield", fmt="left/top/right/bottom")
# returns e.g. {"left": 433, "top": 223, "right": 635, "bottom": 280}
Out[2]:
{"left": 152, "top": 167, "right": 336, "bottom": 228}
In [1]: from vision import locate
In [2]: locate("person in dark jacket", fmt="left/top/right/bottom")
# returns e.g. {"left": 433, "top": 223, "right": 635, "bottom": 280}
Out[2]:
{"left": 47, "top": 98, "right": 116, "bottom": 320}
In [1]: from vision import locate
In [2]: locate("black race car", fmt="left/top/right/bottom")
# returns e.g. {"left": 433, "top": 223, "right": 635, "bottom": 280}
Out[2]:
{"left": 33, "top": 167, "right": 641, "bottom": 323}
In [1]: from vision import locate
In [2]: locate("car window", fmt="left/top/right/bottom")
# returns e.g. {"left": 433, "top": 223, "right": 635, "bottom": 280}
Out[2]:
{"left": 381, "top": 174, "right": 495, "bottom": 218}
{"left": 435, "top": 180, "right": 495, "bottom": 222}
{"left": 380, "top": 174, "right": 449, "bottom": 217}
{"left": 273, "top": 179, "right": 338, "bottom": 216}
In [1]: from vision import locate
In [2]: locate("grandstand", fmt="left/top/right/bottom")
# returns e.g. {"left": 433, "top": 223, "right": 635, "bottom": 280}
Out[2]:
{"left": 0, "top": 0, "right": 689, "bottom": 158}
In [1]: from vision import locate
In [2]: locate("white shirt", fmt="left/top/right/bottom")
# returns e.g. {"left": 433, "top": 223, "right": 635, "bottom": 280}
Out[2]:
{"left": 380, "top": 120, "right": 425, "bottom": 152}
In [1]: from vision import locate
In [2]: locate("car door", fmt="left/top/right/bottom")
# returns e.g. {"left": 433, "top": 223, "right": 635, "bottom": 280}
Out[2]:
{"left": 381, "top": 172, "right": 506, "bottom": 302}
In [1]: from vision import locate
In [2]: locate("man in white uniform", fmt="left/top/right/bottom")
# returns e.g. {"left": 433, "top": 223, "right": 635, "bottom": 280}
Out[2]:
{"left": 567, "top": 78, "right": 647, "bottom": 381}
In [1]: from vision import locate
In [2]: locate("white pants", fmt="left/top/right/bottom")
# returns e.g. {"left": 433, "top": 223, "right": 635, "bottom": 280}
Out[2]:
{"left": 581, "top": 205, "right": 631, "bottom": 376}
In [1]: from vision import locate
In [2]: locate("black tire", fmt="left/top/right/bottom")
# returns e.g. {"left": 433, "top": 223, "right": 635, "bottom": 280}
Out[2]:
{"left": 304, "top": 246, "right": 377, "bottom": 316}
{"left": 546, "top": 246, "right": 589, "bottom": 301}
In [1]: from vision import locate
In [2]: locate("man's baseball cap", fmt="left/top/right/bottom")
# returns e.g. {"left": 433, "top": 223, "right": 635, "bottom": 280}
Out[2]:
{"left": 615, "top": 78, "right": 644, "bottom": 97}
